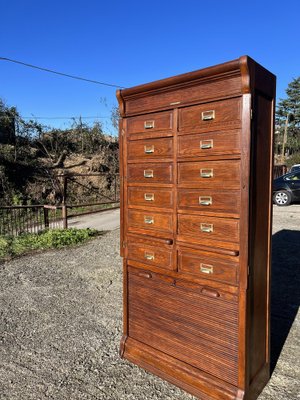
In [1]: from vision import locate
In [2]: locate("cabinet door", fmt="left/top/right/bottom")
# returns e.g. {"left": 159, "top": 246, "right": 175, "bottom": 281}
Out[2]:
{"left": 128, "top": 268, "right": 239, "bottom": 385}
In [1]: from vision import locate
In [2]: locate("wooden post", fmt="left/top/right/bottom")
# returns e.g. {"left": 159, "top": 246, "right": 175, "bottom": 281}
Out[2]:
{"left": 62, "top": 175, "right": 68, "bottom": 229}
{"left": 62, "top": 205, "right": 68, "bottom": 229}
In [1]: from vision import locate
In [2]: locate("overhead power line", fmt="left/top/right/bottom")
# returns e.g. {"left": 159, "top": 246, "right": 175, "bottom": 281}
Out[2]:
{"left": 0, "top": 57, "right": 125, "bottom": 89}
{"left": 0, "top": 115, "right": 110, "bottom": 120}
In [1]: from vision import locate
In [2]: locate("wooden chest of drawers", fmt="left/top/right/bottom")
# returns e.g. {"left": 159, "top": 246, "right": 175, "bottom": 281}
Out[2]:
{"left": 117, "top": 56, "right": 276, "bottom": 400}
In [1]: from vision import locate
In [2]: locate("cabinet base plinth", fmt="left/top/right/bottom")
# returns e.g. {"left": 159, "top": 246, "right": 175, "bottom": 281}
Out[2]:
{"left": 123, "top": 336, "right": 244, "bottom": 400}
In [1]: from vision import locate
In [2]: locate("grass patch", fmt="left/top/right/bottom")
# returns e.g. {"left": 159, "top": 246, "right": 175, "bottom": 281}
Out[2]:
{"left": 0, "top": 228, "right": 100, "bottom": 261}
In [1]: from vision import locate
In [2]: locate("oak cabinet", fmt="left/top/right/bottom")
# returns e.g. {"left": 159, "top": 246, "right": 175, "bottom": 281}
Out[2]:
{"left": 117, "top": 56, "right": 276, "bottom": 400}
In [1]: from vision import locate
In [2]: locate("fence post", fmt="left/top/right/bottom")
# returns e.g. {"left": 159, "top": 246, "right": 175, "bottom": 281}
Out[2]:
{"left": 62, "top": 174, "right": 68, "bottom": 229}
{"left": 114, "top": 174, "right": 117, "bottom": 202}
{"left": 62, "top": 205, "right": 68, "bottom": 229}
{"left": 44, "top": 207, "right": 49, "bottom": 229}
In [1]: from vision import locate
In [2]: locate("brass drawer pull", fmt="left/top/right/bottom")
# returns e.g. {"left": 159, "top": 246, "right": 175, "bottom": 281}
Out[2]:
{"left": 138, "top": 271, "right": 152, "bottom": 279}
{"left": 144, "top": 193, "right": 155, "bottom": 201}
{"left": 201, "top": 287, "right": 220, "bottom": 298}
{"left": 200, "top": 139, "right": 213, "bottom": 149}
{"left": 144, "top": 145, "right": 155, "bottom": 154}
{"left": 199, "top": 196, "right": 212, "bottom": 206}
{"left": 200, "top": 223, "right": 214, "bottom": 233}
{"left": 144, "top": 169, "right": 154, "bottom": 178}
{"left": 200, "top": 263, "right": 214, "bottom": 274}
{"left": 144, "top": 120, "right": 155, "bottom": 129}
{"left": 144, "top": 251, "right": 155, "bottom": 261}
{"left": 200, "top": 169, "right": 213, "bottom": 178}
{"left": 201, "top": 110, "right": 215, "bottom": 121}
{"left": 144, "top": 216, "right": 154, "bottom": 224}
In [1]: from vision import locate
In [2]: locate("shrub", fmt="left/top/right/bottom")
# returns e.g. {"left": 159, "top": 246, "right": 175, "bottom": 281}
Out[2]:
{"left": 286, "top": 152, "right": 300, "bottom": 168}
{"left": 0, "top": 228, "right": 100, "bottom": 260}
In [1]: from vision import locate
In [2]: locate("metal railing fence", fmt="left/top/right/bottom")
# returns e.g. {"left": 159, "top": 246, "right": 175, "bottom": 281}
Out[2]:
{"left": 0, "top": 205, "right": 62, "bottom": 236}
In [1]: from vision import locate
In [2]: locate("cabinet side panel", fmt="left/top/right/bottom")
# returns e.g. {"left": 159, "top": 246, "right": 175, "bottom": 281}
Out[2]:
{"left": 248, "top": 92, "right": 274, "bottom": 382}
{"left": 119, "top": 118, "right": 125, "bottom": 256}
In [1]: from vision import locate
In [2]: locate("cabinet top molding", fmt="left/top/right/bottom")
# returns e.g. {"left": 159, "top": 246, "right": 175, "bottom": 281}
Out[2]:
{"left": 117, "top": 56, "right": 276, "bottom": 117}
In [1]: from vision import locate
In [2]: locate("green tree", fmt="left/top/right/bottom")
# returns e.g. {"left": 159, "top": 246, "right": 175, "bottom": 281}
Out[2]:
{"left": 0, "top": 99, "right": 16, "bottom": 145}
{"left": 276, "top": 77, "right": 300, "bottom": 162}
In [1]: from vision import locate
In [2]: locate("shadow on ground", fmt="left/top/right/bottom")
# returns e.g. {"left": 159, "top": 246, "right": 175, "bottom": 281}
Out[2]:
{"left": 271, "top": 229, "right": 300, "bottom": 372}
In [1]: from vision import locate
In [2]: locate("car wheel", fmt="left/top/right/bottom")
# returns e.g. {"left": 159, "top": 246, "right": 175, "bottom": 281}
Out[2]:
{"left": 273, "top": 190, "right": 292, "bottom": 206}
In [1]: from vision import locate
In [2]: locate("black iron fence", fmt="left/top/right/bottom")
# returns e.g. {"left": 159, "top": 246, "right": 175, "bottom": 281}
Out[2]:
{"left": 0, "top": 173, "right": 120, "bottom": 236}
{"left": 0, "top": 205, "right": 62, "bottom": 236}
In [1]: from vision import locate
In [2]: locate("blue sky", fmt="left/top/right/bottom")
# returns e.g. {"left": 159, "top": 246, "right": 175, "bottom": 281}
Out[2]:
{"left": 1, "top": 0, "right": 299, "bottom": 134}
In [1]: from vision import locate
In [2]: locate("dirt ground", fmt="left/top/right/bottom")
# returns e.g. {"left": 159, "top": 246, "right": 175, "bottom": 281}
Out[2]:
{"left": 0, "top": 206, "right": 299, "bottom": 400}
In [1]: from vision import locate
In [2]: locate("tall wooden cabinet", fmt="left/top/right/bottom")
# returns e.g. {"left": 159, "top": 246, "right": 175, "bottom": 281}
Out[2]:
{"left": 117, "top": 56, "right": 276, "bottom": 400}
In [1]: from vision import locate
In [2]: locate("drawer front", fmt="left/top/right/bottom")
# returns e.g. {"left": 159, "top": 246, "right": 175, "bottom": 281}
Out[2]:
{"left": 128, "top": 210, "right": 173, "bottom": 233}
{"left": 127, "top": 163, "right": 173, "bottom": 184}
{"left": 178, "top": 160, "right": 240, "bottom": 189}
{"left": 125, "top": 75, "right": 242, "bottom": 115}
{"left": 178, "top": 250, "right": 238, "bottom": 285}
{"left": 178, "top": 189, "right": 240, "bottom": 214}
{"left": 178, "top": 97, "right": 242, "bottom": 134}
{"left": 128, "top": 137, "right": 173, "bottom": 160}
{"left": 127, "top": 242, "right": 173, "bottom": 270}
{"left": 178, "top": 214, "right": 239, "bottom": 244}
{"left": 126, "top": 111, "right": 173, "bottom": 137}
{"left": 178, "top": 130, "right": 240, "bottom": 158}
{"left": 128, "top": 269, "right": 239, "bottom": 385}
{"left": 128, "top": 187, "right": 173, "bottom": 209}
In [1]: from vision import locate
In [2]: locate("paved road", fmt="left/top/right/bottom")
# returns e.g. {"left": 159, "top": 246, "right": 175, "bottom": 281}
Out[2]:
{"left": 68, "top": 208, "right": 120, "bottom": 231}
{"left": 67, "top": 204, "right": 300, "bottom": 233}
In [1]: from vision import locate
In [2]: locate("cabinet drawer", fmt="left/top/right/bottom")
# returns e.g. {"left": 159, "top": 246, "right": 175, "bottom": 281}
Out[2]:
{"left": 127, "top": 163, "right": 173, "bottom": 184}
{"left": 178, "top": 249, "right": 238, "bottom": 285}
{"left": 128, "top": 210, "right": 173, "bottom": 233}
{"left": 127, "top": 242, "right": 174, "bottom": 270}
{"left": 178, "top": 214, "right": 239, "bottom": 244}
{"left": 126, "top": 111, "right": 173, "bottom": 139}
{"left": 128, "top": 187, "right": 173, "bottom": 209}
{"left": 128, "top": 137, "right": 173, "bottom": 160}
{"left": 178, "top": 97, "right": 241, "bottom": 134}
{"left": 178, "top": 130, "right": 240, "bottom": 158}
{"left": 178, "top": 160, "right": 240, "bottom": 189}
{"left": 178, "top": 189, "right": 240, "bottom": 215}
{"left": 125, "top": 75, "right": 242, "bottom": 115}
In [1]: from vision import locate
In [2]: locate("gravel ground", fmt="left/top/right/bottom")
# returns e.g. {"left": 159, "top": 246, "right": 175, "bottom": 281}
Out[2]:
{"left": 0, "top": 206, "right": 299, "bottom": 400}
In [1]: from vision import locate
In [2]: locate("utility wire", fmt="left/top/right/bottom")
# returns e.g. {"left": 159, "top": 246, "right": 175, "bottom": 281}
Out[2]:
{"left": 0, "top": 115, "right": 110, "bottom": 120}
{"left": 0, "top": 57, "right": 125, "bottom": 89}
